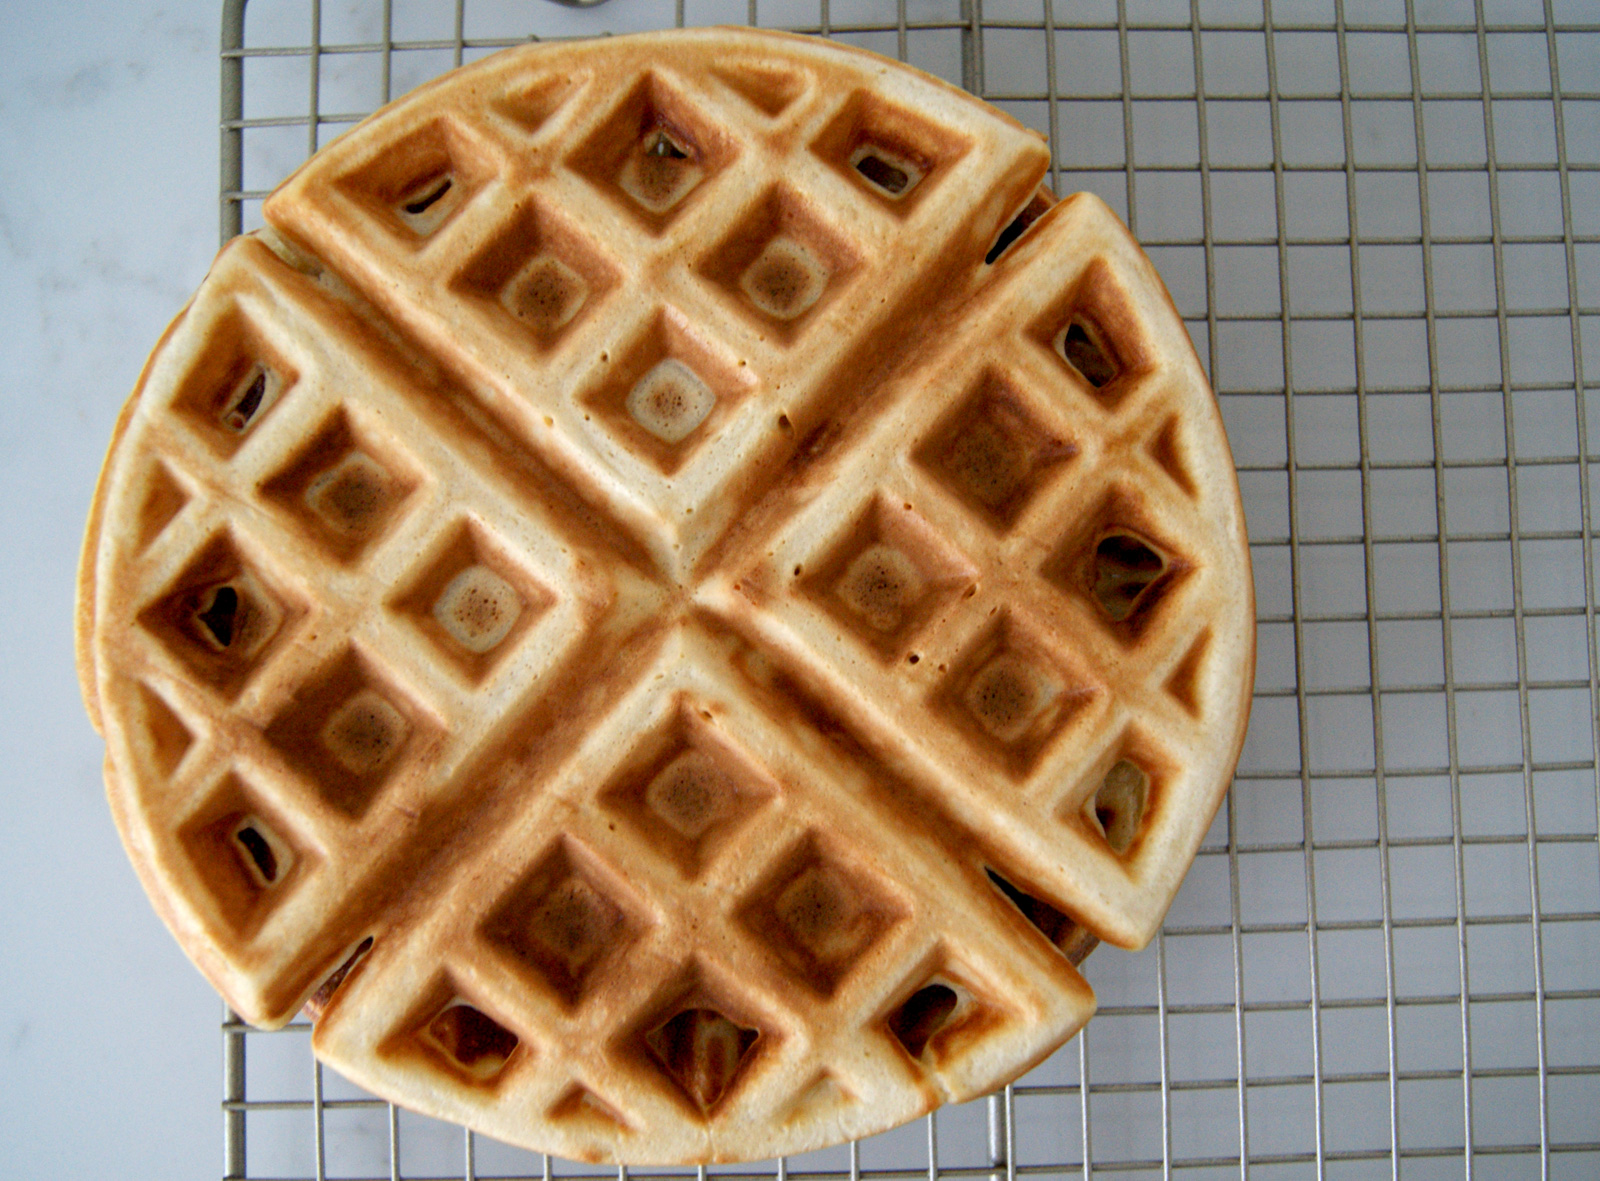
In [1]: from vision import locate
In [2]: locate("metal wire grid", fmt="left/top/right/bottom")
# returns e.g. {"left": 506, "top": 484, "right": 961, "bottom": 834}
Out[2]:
{"left": 216, "top": 0, "right": 1600, "bottom": 1177}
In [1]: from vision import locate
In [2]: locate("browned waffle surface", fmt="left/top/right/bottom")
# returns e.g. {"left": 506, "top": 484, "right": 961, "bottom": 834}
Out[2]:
{"left": 77, "top": 28, "right": 1253, "bottom": 1164}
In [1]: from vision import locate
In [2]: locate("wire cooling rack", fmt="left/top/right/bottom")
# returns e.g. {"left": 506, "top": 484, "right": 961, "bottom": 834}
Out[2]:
{"left": 216, "top": 0, "right": 1600, "bottom": 1176}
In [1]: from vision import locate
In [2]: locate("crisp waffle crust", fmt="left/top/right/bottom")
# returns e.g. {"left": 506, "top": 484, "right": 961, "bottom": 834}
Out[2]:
{"left": 77, "top": 29, "right": 1254, "bottom": 1164}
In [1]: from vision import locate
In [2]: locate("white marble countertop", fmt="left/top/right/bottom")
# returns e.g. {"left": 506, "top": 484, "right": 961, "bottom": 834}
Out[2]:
{"left": 1, "top": 3, "right": 225, "bottom": 1176}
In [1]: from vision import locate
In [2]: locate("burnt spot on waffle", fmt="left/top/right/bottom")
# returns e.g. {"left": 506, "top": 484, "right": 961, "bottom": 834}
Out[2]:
{"left": 698, "top": 184, "right": 860, "bottom": 339}
{"left": 390, "top": 519, "right": 553, "bottom": 682}
{"left": 984, "top": 867, "right": 1099, "bottom": 964}
{"left": 171, "top": 308, "right": 296, "bottom": 457}
{"left": 452, "top": 200, "right": 619, "bottom": 347}
{"left": 180, "top": 771, "right": 311, "bottom": 938}
{"left": 599, "top": 702, "right": 775, "bottom": 879}
{"left": 337, "top": 118, "right": 493, "bottom": 241}
{"left": 1028, "top": 259, "right": 1153, "bottom": 408}
{"left": 578, "top": 309, "right": 755, "bottom": 474}
{"left": 568, "top": 73, "right": 736, "bottom": 230}
{"left": 264, "top": 647, "right": 435, "bottom": 819}
{"left": 798, "top": 493, "right": 977, "bottom": 659}
{"left": 138, "top": 531, "right": 300, "bottom": 700}
{"left": 938, "top": 612, "right": 1101, "bottom": 777}
{"left": 1043, "top": 488, "right": 1191, "bottom": 643}
{"left": 738, "top": 832, "right": 908, "bottom": 998}
{"left": 419, "top": 998, "right": 523, "bottom": 1083}
{"left": 914, "top": 370, "right": 1076, "bottom": 530}
{"left": 261, "top": 407, "right": 418, "bottom": 563}
{"left": 811, "top": 89, "right": 970, "bottom": 211}
{"left": 482, "top": 836, "right": 646, "bottom": 1009}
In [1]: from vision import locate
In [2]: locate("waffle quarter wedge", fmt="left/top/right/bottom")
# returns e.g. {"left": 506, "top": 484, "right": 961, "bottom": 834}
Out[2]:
{"left": 77, "top": 28, "right": 1254, "bottom": 1164}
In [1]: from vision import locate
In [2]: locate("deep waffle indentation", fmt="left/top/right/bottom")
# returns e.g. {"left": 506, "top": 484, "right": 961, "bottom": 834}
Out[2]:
{"left": 482, "top": 838, "right": 644, "bottom": 1008}
{"left": 1165, "top": 630, "right": 1210, "bottom": 716}
{"left": 578, "top": 309, "right": 756, "bottom": 475}
{"left": 1058, "top": 321, "right": 1116, "bottom": 387}
{"left": 337, "top": 118, "right": 492, "bottom": 241}
{"left": 1043, "top": 490, "right": 1191, "bottom": 644}
{"left": 622, "top": 961, "right": 776, "bottom": 1117}
{"left": 914, "top": 370, "right": 1075, "bottom": 530}
{"left": 452, "top": 201, "right": 619, "bottom": 346}
{"left": 707, "top": 61, "right": 807, "bottom": 117}
{"left": 883, "top": 964, "right": 1003, "bottom": 1069}
{"left": 134, "top": 681, "right": 194, "bottom": 779}
{"left": 262, "top": 408, "right": 417, "bottom": 563}
{"left": 134, "top": 461, "right": 190, "bottom": 551}
{"left": 548, "top": 1084, "right": 629, "bottom": 1132}
{"left": 1028, "top": 258, "right": 1153, "bottom": 408}
{"left": 180, "top": 772, "right": 310, "bottom": 938}
{"left": 626, "top": 359, "right": 715, "bottom": 444}
{"left": 170, "top": 308, "right": 297, "bottom": 458}
{"left": 263, "top": 647, "right": 431, "bottom": 819}
{"left": 888, "top": 983, "right": 957, "bottom": 1058}
{"left": 799, "top": 494, "right": 976, "bottom": 659}
{"left": 1147, "top": 414, "right": 1198, "bottom": 497}
{"left": 492, "top": 72, "right": 581, "bottom": 136}
{"left": 421, "top": 1000, "right": 521, "bottom": 1082}
{"left": 838, "top": 544, "right": 923, "bottom": 630}
{"left": 698, "top": 185, "right": 859, "bottom": 340}
{"left": 138, "top": 532, "right": 296, "bottom": 700}
{"left": 937, "top": 613, "right": 1100, "bottom": 777}
{"left": 810, "top": 89, "right": 970, "bottom": 211}
{"left": 1066, "top": 729, "right": 1169, "bottom": 857}
{"left": 1091, "top": 760, "right": 1148, "bottom": 853}
{"left": 600, "top": 703, "right": 775, "bottom": 879}
{"left": 567, "top": 74, "right": 735, "bottom": 230}
{"left": 647, "top": 1008, "right": 759, "bottom": 1112}
{"left": 1092, "top": 533, "right": 1167, "bottom": 622}
{"left": 391, "top": 520, "right": 553, "bottom": 682}
{"left": 738, "top": 834, "right": 907, "bottom": 997}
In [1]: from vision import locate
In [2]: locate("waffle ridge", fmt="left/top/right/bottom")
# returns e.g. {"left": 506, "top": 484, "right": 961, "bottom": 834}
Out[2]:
{"left": 78, "top": 28, "right": 1254, "bottom": 1165}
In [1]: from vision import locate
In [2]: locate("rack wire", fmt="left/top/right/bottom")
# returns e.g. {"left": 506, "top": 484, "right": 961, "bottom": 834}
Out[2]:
{"left": 217, "top": 0, "right": 1600, "bottom": 1176}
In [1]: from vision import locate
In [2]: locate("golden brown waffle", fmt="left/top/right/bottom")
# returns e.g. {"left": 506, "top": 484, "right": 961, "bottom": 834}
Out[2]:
{"left": 77, "top": 28, "right": 1254, "bottom": 1164}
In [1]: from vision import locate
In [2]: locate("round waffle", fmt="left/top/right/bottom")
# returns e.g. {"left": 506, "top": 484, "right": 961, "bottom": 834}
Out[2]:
{"left": 77, "top": 28, "right": 1254, "bottom": 1164}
